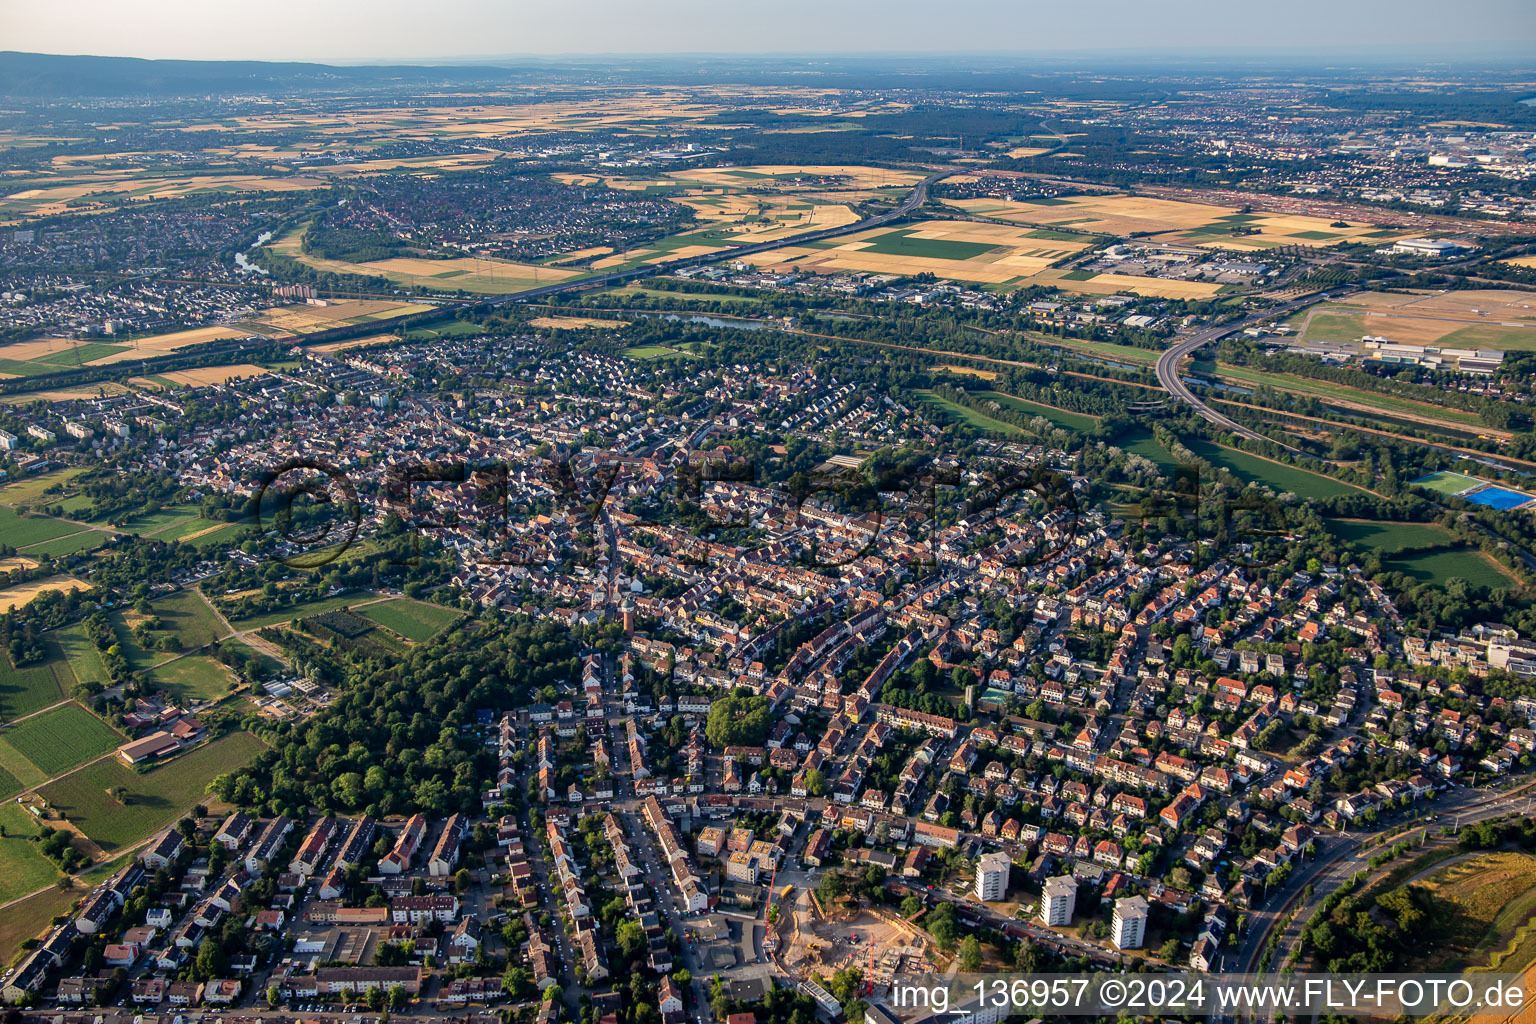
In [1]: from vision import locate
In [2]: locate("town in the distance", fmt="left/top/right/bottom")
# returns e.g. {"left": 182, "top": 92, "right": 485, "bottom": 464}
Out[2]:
{"left": 4, "top": 42, "right": 1536, "bottom": 1024}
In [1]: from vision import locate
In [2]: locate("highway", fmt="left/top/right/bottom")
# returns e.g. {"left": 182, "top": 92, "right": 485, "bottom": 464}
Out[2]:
{"left": 1152, "top": 289, "right": 1350, "bottom": 452}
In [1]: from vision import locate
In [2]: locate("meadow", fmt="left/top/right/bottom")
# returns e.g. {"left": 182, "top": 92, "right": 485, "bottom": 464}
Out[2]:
{"left": 1324, "top": 519, "right": 1455, "bottom": 555}
{"left": 916, "top": 389, "right": 1025, "bottom": 435}
{"left": 1382, "top": 548, "right": 1517, "bottom": 589}
{"left": 0, "top": 648, "right": 67, "bottom": 721}
{"left": 0, "top": 801, "right": 63, "bottom": 905}
{"left": 150, "top": 590, "right": 231, "bottom": 652}
{"left": 973, "top": 391, "right": 1100, "bottom": 432}
{"left": 38, "top": 731, "right": 265, "bottom": 853}
{"left": 1409, "top": 851, "right": 1536, "bottom": 972}
{"left": 357, "top": 598, "right": 462, "bottom": 642}
{"left": 1180, "top": 438, "right": 1366, "bottom": 498}
{"left": 227, "top": 591, "right": 380, "bottom": 631}
{"left": 146, "top": 655, "right": 235, "bottom": 703}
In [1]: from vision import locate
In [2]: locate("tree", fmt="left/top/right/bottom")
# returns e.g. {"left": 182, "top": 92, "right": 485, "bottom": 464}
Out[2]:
{"left": 454, "top": 868, "right": 472, "bottom": 893}
{"left": 617, "top": 920, "right": 647, "bottom": 961}
{"left": 1158, "top": 938, "right": 1181, "bottom": 961}
{"left": 266, "top": 986, "right": 282, "bottom": 1008}
{"left": 958, "top": 936, "right": 983, "bottom": 972}
{"left": 388, "top": 984, "right": 407, "bottom": 1010}
{"left": 804, "top": 768, "right": 827, "bottom": 797}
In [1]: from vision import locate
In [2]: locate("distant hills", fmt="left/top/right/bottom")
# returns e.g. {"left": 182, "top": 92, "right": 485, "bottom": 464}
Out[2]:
{"left": 0, "top": 50, "right": 510, "bottom": 97}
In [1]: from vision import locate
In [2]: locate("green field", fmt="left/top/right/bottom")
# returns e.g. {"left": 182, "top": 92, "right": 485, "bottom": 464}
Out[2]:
{"left": 1325, "top": 519, "right": 1455, "bottom": 555}
{"left": 0, "top": 650, "right": 66, "bottom": 721}
{"left": 357, "top": 598, "right": 462, "bottom": 642}
{"left": 1383, "top": 547, "right": 1518, "bottom": 589}
{"left": 623, "top": 344, "right": 701, "bottom": 361}
{"left": 146, "top": 655, "right": 234, "bottom": 703}
{"left": 38, "top": 731, "right": 265, "bottom": 853}
{"left": 226, "top": 591, "right": 378, "bottom": 631}
{"left": 859, "top": 228, "right": 999, "bottom": 261}
{"left": 916, "top": 389, "right": 1025, "bottom": 436}
{"left": 0, "top": 507, "right": 84, "bottom": 549}
{"left": 1181, "top": 438, "right": 1366, "bottom": 498}
{"left": 0, "top": 884, "right": 79, "bottom": 967}
{"left": 53, "top": 624, "right": 109, "bottom": 688}
{"left": 975, "top": 391, "right": 1099, "bottom": 432}
{"left": 151, "top": 590, "right": 231, "bottom": 652}
{"left": 1114, "top": 429, "right": 1183, "bottom": 475}
{"left": 1411, "top": 471, "right": 1486, "bottom": 497}
{"left": 1029, "top": 334, "right": 1156, "bottom": 365}
{"left": 18, "top": 529, "right": 108, "bottom": 558}
{"left": 0, "top": 703, "right": 122, "bottom": 777}
{"left": 0, "top": 467, "right": 87, "bottom": 506}
{"left": 0, "top": 802, "right": 63, "bottom": 905}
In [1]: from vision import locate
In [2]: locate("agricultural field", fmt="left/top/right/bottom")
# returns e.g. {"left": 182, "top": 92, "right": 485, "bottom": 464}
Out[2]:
{"left": 0, "top": 802, "right": 61, "bottom": 906}
{"left": 0, "top": 506, "right": 89, "bottom": 549}
{"left": 972, "top": 391, "right": 1100, "bottom": 432}
{"left": 133, "top": 362, "right": 272, "bottom": 389}
{"left": 239, "top": 295, "right": 438, "bottom": 335}
{"left": 944, "top": 192, "right": 1409, "bottom": 250}
{"left": 1028, "top": 267, "right": 1224, "bottom": 300}
{"left": 0, "top": 171, "right": 325, "bottom": 222}
{"left": 0, "top": 575, "right": 91, "bottom": 614}
{"left": 18, "top": 529, "right": 109, "bottom": 559}
{"left": 267, "top": 225, "right": 580, "bottom": 294}
{"left": 916, "top": 389, "right": 1025, "bottom": 435}
{"left": 53, "top": 623, "right": 109, "bottom": 688}
{"left": 738, "top": 219, "right": 1091, "bottom": 286}
{"left": 1180, "top": 438, "right": 1367, "bottom": 498}
{"left": 357, "top": 598, "right": 462, "bottom": 642}
{"left": 1407, "top": 851, "right": 1536, "bottom": 972}
{"left": 665, "top": 165, "right": 926, "bottom": 192}
{"left": 668, "top": 190, "right": 860, "bottom": 244}
{"left": 145, "top": 655, "right": 235, "bottom": 704}
{"left": 0, "top": 327, "right": 253, "bottom": 376}
{"left": 1324, "top": 519, "right": 1456, "bottom": 554}
{"left": 0, "top": 703, "right": 123, "bottom": 778}
{"left": 0, "top": 649, "right": 66, "bottom": 721}
{"left": 37, "top": 730, "right": 265, "bottom": 854}
{"left": 1285, "top": 289, "right": 1536, "bottom": 352}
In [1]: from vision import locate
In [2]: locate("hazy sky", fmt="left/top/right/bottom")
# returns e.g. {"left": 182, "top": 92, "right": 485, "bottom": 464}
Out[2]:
{"left": 6, "top": 0, "right": 1535, "bottom": 62}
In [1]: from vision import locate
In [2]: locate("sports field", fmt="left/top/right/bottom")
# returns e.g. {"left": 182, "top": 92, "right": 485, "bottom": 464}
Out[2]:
{"left": 37, "top": 730, "right": 265, "bottom": 853}
{"left": 0, "top": 703, "right": 123, "bottom": 778}
{"left": 357, "top": 598, "right": 462, "bottom": 642}
{"left": 1412, "top": 471, "right": 1536, "bottom": 508}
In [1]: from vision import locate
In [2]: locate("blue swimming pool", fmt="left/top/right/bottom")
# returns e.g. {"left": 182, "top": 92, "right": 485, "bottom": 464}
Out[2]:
{"left": 1463, "top": 486, "right": 1535, "bottom": 510}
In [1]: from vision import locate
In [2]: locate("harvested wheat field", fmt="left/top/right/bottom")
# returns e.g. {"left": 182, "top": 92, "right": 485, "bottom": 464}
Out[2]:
{"left": 267, "top": 228, "right": 579, "bottom": 294}
{"left": 1033, "top": 268, "right": 1223, "bottom": 299}
{"left": 0, "top": 557, "right": 41, "bottom": 573}
{"left": 667, "top": 165, "right": 926, "bottom": 191}
{"left": 242, "top": 299, "right": 437, "bottom": 335}
{"left": 944, "top": 193, "right": 1408, "bottom": 250}
{"left": 528, "top": 316, "right": 629, "bottom": 329}
{"left": 88, "top": 325, "right": 254, "bottom": 363}
{"left": 0, "top": 382, "right": 131, "bottom": 405}
{"left": 1504, "top": 256, "right": 1536, "bottom": 270}
{"left": 0, "top": 575, "right": 90, "bottom": 613}
{"left": 158, "top": 363, "right": 272, "bottom": 387}
{"left": 311, "top": 333, "right": 396, "bottom": 354}
{"left": 738, "top": 219, "right": 1089, "bottom": 286}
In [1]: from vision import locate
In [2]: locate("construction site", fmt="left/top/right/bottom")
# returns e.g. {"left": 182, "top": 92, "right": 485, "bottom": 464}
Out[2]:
{"left": 769, "top": 886, "right": 934, "bottom": 996}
